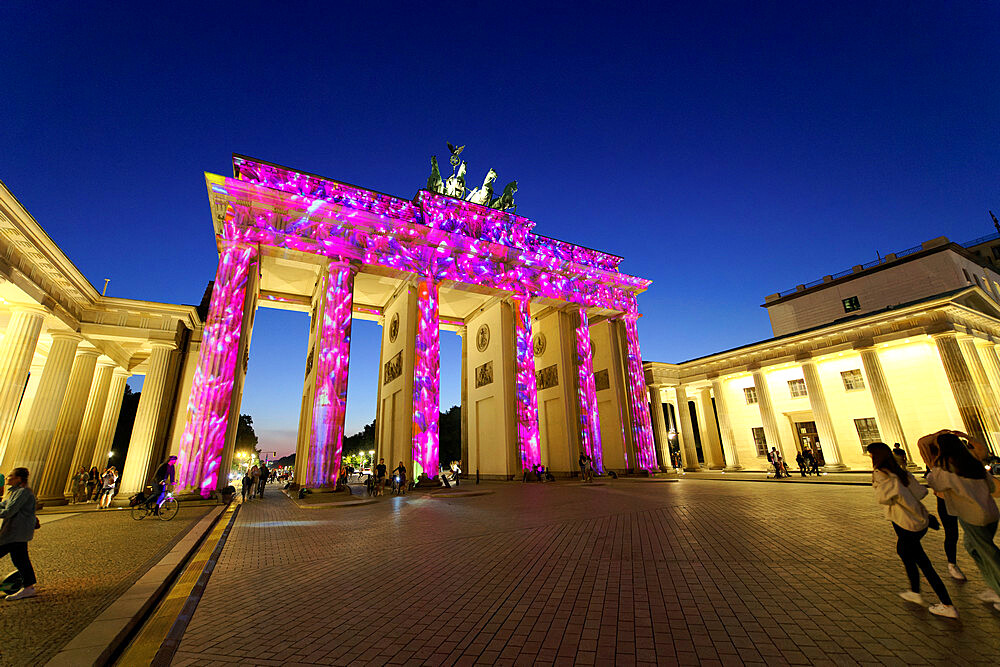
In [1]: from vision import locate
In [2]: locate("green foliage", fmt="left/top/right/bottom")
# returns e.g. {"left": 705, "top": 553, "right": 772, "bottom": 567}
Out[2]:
{"left": 440, "top": 405, "right": 461, "bottom": 466}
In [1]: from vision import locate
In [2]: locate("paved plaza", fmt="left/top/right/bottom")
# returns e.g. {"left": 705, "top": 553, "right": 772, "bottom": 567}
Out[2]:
{"left": 165, "top": 479, "right": 999, "bottom": 666}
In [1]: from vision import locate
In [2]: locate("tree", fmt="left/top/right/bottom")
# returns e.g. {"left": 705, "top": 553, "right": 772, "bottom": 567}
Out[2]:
{"left": 111, "top": 384, "right": 141, "bottom": 471}
{"left": 439, "top": 405, "right": 461, "bottom": 466}
{"left": 235, "top": 414, "right": 259, "bottom": 455}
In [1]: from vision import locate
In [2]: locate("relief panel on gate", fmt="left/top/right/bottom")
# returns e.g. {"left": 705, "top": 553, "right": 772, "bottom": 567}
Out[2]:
{"left": 384, "top": 351, "right": 402, "bottom": 385}
{"left": 594, "top": 369, "right": 610, "bottom": 391}
{"left": 536, "top": 363, "right": 559, "bottom": 390}
{"left": 475, "top": 360, "right": 493, "bottom": 388}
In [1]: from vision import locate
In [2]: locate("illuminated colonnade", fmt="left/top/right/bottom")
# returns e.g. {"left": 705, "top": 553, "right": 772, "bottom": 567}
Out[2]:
{"left": 176, "top": 155, "right": 658, "bottom": 494}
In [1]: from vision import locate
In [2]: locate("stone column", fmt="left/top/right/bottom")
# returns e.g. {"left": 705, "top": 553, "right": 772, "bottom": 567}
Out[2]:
{"left": 958, "top": 335, "right": 1000, "bottom": 448}
{"left": 697, "top": 387, "right": 726, "bottom": 469}
{"left": 710, "top": 377, "right": 742, "bottom": 470}
{"left": 0, "top": 305, "right": 46, "bottom": 454}
{"left": 751, "top": 368, "right": 786, "bottom": 460}
{"left": 856, "top": 345, "right": 912, "bottom": 464}
{"left": 411, "top": 275, "right": 441, "bottom": 477}
{"left": 1, "top": 332, "right": 81, "bottom": 475}
{"left": 648, "top": 386, "right": 669, "bottom": 470}
{"left": 118, "top": 343, "right": 176, "bottom": 496}
{"left": 459, "top": 326, "right": 469, "bottom": 472}
{"left": 977, "top": 342, "right": 1000, "bottom": 430}
{"left": 305, "top": 262, "right": 356, "bottom": 488}
{"left": 512, "top": 294, "right": 541, "bottom": 471}
{"left": 619, "top": 312, "right": 658, "bottom": 472}
{"left": 175, "top": 242, "right": 258, "bottom": 496}
{"left": 799, "top": 358, "right": 846, "bottom": 470}
{"left": 63, "top": 358, "right": 115, "bottom": 496}
{"left": 36, "top": 348, "right": 99, "bottom": 503}
{"left": 933, "top": 331, "right": 992, "bottom": 449}
{"left": 575, "top": 307, "right": 604, "bottom": 471}
{"left": 673, "top": 385, "right": 701, "bottom": 471}
{"left": 91, "top": 368, "right": 130, "bottom": 470}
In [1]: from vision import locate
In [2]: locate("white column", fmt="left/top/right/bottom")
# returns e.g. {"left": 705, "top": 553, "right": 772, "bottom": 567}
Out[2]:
{"left": 799, "top": 358, "right": 846, "bottom": 470}
{"left": 751, "top": 368, "right": 786, "bottom": 460}
{"left": 0, "top": 305, "right": 46, "bottom": 456}
{"left": 91, "top": 368, "right": 130, "bottom": 470}
{"left": 673, "top": 385, "right": 701, "bottom": 471}
{"left": 856, "top": 345, "right": 912, "bottom": 464}
{"left": 1, "top": 332, "right": 81, "bottom": 474}
{"left": 710, "top": 377, "right": 742, "bottom": 470}
{"left": 933, "top": 332, "right": 993, "bottom": 450}
{"left": 62, "top": 358, "right": 115, "bottom": 496}
{"left": 37, "top": 348, "right": 99, "bottom": 503}
{"left": 958, "top": 335, "right": 1000, "bottom": 446}
{"left": 697, "top": 387, "right": 726, "bottom": 469}
{"left": 648, "top": 386, "right": 669, "bottom": 469}
{"left": 119, "top": 343, "right": 175, "bottom": 496}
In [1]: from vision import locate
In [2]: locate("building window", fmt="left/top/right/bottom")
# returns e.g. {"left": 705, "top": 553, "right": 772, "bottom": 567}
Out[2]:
{"left": 854, "top": 417, "right": 881, "bottom": 450}
{"left": 841, "top": 369, "right": 865, "bottom": 391}
{"left": 842, "top": 296, "right": 861, "bottom": 313}
{"left": 751, "top": 427, "right": 767, "bottom": 456}
{"left": 744, "top": 386, "right": 758, "bottom": 404}
{"left": 788, "top": 379, "right": 807, "bottom": 398}
{"left": 992, "top": 246, "right": 1000, "bottom": 260}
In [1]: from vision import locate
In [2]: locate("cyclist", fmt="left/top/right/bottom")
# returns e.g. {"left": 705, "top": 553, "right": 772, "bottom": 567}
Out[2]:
{"left": 392, "top": 461, "right": 407, "bottom": 495}
{"left": 151, "top": 455, "right": 177, "bottom": 511}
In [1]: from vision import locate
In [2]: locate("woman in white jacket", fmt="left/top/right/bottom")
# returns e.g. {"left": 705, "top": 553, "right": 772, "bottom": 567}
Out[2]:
{"left": 867, "top": 442, "right": 957, "bottom": 618}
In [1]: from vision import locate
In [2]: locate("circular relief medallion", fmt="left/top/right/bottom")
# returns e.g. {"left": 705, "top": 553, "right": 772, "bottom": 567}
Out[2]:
{"left": 532, "top": 333, "right": 547, "bottom": 357}
{"left": 476, "top": 324, "right": 490, "bottom": 353}
{"left": 388, "top": 313, "right": 399, "bottom": 343}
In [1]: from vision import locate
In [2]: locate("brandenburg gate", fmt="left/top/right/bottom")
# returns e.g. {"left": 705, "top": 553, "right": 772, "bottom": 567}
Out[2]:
{"left": 176, "top": 153, "right": 657, "bottom": 495}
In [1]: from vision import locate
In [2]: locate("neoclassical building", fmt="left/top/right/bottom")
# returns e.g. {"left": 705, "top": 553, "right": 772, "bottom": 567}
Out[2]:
{"left": 0, "top": 181, "right": 203, "bottom": 504}
{"left": 645, "top": 235, "right": 1000, "bottom": 472}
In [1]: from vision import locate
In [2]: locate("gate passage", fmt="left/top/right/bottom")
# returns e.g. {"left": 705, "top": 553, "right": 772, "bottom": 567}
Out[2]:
{"left": 175, "top": 154, "right": 656, "bottom": 496}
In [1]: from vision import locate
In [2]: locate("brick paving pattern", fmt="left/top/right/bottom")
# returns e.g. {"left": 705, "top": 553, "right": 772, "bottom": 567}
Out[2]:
{"left": 0, "top": 505, "right": 210, "bottom": 666}
{"left": 173, "top": 480, "right": 999, "bottom": 665}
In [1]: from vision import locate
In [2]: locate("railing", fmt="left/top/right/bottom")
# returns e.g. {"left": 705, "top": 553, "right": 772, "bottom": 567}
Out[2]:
{"left": 962, "top": 231, "right": 1000, "bottom": 248}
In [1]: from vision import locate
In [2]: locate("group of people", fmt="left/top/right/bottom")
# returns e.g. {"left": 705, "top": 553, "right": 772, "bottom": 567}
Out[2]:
{"left": 240, "top": 464, "right": 270, "bottom": 502}
{"left": 792, "top": 449, "right": 822, "bottom": 476}
{"left": 870, "top": 429, "right": 1000, "bottom": 619}
{"left": 67, "top": 465, "right": 120, "bottom": 509}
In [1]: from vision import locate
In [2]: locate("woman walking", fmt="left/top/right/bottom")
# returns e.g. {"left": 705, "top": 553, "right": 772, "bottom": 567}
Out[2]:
{"left": 923, "top": 430, "right": 1000, "bottom": 609}
{"left": 0, "top": 467, "right": 38, "bottom": 600}
{"left": 868, "top": 442, "right": 957, "bottom": 618}
{"left": 915, "top": 431, "right": 968, "bottom": 581}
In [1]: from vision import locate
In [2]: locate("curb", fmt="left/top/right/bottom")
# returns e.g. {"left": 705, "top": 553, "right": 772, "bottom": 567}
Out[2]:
{"left": 681, "top": 475, "right": 870, "bottom": 486}
{"left": 44, "top": 504, "right": 228, "bottom": 667}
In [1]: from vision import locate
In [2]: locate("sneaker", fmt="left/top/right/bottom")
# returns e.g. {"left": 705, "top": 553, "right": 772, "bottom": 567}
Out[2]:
{"left": 898, "top": 590, "right": 924, "bottom": 604}
{"left": 948, "top": 563, "right": 967, "bottom": 581}
{"left": 977, "top": 589, "right": 1000, "bottom": 603}
{"left": 5, "top": 586, "right": 36, "bottom": 601}
{"left": 929, "top": 604, "right": 959, "bottom": 618}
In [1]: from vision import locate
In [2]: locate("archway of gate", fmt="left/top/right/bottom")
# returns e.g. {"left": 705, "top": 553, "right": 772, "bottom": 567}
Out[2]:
{"left": 172, "top": 155, "right": 658, "bottom": 496}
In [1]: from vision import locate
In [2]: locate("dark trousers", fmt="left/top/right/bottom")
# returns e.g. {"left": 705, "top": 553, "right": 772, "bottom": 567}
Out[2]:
{"left": 257, "top": 479, "right": 265, "bottom": 497}
{"left": 937, "top": 496, "right": 959, "bottom": 564}
{"left": 0, "top": 542, "right": 36, "bottom": 587}
{"left": 809, "top": 462, "right": 819, "bottom": 475}
{"left": 892, "top": 523, "right": 952, "bottom": 605}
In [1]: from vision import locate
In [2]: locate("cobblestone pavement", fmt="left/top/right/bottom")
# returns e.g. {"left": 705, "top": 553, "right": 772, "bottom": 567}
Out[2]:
{"left": 0, "top": 505, "right": 210, "bottom": 666}
{"left": 173, "top": 480, "right": 1000, "bottom": 666}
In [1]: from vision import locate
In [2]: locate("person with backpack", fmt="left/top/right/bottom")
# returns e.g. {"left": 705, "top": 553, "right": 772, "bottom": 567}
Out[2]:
{"left": 867, "top": 442, "right": 957, "bottom": 618}
{"left": 922, "top": 429, "right": 1000, "bottom": 609}
{"left": 0, "top": 467, "right": 38, "bottom": 600}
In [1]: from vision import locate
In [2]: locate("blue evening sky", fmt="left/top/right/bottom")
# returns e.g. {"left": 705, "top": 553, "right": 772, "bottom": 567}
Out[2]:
{"left": 2, "top": 2, "right": 998, "bottom": 456}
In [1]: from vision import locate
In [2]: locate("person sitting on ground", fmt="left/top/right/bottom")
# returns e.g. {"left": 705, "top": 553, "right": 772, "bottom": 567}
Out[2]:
{"left": 98, "top": 466, "right": 118, "bottom": 509}
{"left": 0, "top": 467, "right": 38, "bottom": 601}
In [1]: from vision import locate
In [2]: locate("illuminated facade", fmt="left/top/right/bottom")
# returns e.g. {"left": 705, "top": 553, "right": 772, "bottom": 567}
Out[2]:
{"left": 173, "top": 155, "right": 656, "bottom": 494}
{"left": 646, "top": 236, "right": 1000, "bottom": 472}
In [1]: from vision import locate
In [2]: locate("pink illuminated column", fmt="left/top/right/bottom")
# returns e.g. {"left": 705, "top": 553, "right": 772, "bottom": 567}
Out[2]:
{"left": 411, "top": 275, "right": 440, "bottom": 477}
{"left": 176, "top": 241, "right": 258, "bottom": 497}
{"left": 513, "top": 295, "right": 541, "bottom": 469}
{"left": 621, "top": 311, "right": 658, "bottom": 472}
{"left": 305, "top": 262, "right": 356, "bottom": 487}
{"left": 574, "top": 307, "right": 604, "bottom": 472}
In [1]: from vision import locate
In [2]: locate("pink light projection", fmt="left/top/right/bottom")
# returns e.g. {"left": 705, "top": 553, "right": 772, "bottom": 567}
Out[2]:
{"left": 306, "top": 263, "right": 355, "bottom": 487}
{"left": 411, "top": 276, "right": 440, "bottom": 477}
{"left": 574, "top": 307, "right": 603, "bottom": 473}
{"left": 622, "top": 311, "right": 658, "bottom": 472}
{"left": 513, "top": 295, "right": 541, "bottom": 469}
{"left": 176, "top": 241, "right": 257, "bottom": 496}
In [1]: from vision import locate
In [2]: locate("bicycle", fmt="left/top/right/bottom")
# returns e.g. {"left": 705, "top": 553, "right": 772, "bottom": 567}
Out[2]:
{"left": 130, "top": 487, "right": 179, "bottom": 521}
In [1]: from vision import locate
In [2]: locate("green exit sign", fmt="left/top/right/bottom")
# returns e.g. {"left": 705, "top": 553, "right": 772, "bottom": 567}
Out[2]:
{"left": 842, "top": 296, "right": 861, "bottom": 312}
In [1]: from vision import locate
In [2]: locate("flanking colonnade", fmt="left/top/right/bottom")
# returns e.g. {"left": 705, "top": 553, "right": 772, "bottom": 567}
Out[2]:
{"left": 174, "top": 156, "right": 659, "bottom": 495}
{"left": 645, "top": 289, "right": 1000, "bottom": 472}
